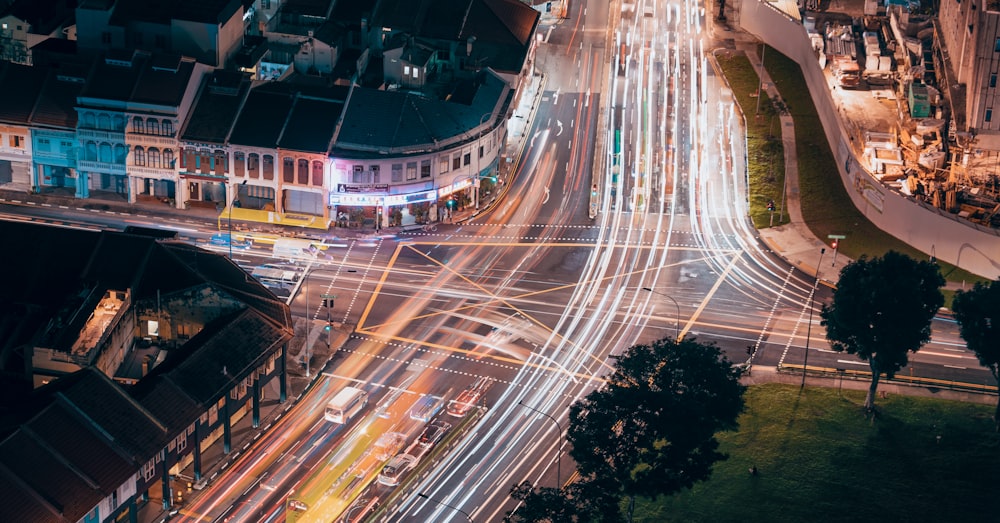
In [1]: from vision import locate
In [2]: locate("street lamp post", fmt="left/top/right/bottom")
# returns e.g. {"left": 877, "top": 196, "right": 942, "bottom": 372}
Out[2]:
{"left": 641, "top": 287, "right": 681, "bottom": 340}
{"left": 517, "top": 400, "right": 563, "bottom": 487}
{"left": 417, "top": 493, "right": 473, "bottom": 522}
{"left": 801, "top": 248, "right": 826, "bottom": 389}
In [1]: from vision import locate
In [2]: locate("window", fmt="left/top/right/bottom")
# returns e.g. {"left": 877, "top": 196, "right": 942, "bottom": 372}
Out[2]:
{"left": 312, "top": 160, "right": 324, "bottom": 186}
{"left": 97, "top": 114, "right": 111, "bottom": 130}
{"left": 987, "top": 109, "right": 993, "bottom": 122}
{"left": 99, "top": 143, "right": 112, "bottom": 163}
{"left": 134, "top": 146, "right": 145, "bottom": 166}
{"left": 146, "top": 119, "right": 160, "bottom": 136}
{"left": 371, "top": 165, "right": 380, "bottom": 183}
{"left": 297, "top": 159, "right": 308, "bottom": 184}
{"left": 142, "top": 459, "right": 156, "bottom": 481}
{"left": 406, "top": 162, "right": 417, "bottom": 181}
{"left": 463, "top": 152, "right": 471, "bottom": 166}
{"left": 440, "top": 156, "right": 449, "bottom": 173}
{"left": 234, "top": 151, "right": 245, "bottom": 177}
{"left": 353, "top": 164, "right": 364, "bottom": 183}
{"left": 262, "top": 155, "right": 274, "bottom": 180}
{"left": 37, "top": 138, "right": 50, "bottom": 152}
{"left": 213, "top": 150, "right": 227, "bottom": 174}
{"left": 404, "top": 65, "right": 410, "bottom": 76}
{"left": 992, "top": 74, "right": 997, "bottom": 88}
{"left": 85, "top": 141, "right": 97, "bottom": 161}
{"left": 83, "top": 113, "right": 96, "bottom": 129}
{"left": 115, "top": 144, "right": 127, "bottom": 163}
{"left": 479, "top": 145, "right": 484, "bottom": 158}
{"left": 132, "top": 116, "right": 144, "bottom": 133}
{"left": 162, "top": 120, "right": 173, "bottom": 136}
{"left": 420, "top": 159, "right": 431, "bottom": 178}
{"left": 148, "top": 148, "right": 160, "bottom": 168}
{"left": 283, "top": 157, "right": 294, "bottom": 182}
{"left": 247, "top": 153, "right": 260, "bottom": 178}
{"left": 112, "top": 115, "right": 124, "bottom": 131}
{"left": 9, "top": 135, "right": 23, "bottom": 148}
{"left": 995, "top": 38, "right": 1000, "bottom": 52}
{"left": 163, "top": 148, "right": 174, "bottom": 168}
{"left": 413, "top": 68, "right": 419, "bottom": 78}
{"left": 453, "top": 154, "right": 461, "bottom": 170}
{"left": 392, "top": 163, "right": 402, "bottom": 182}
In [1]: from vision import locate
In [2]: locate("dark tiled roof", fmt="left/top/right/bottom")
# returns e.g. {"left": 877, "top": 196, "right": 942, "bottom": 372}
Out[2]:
{"left": 79, "top": 52, "right": 197, "bottom": 108}
{"left": 374, "top": 0, "right": 538, "bottom": 73}
{"left": 278, "top": 95, "right": 344, "bottom": 153}
{"left": 109, "top": 0, "right": 243, "bottom": 26}
{"left": 180, "top": 70, "right": 251, "bottom": 144}
{"left": 228, "top": 84, "right": 296, "bottom": 148}
{"left": 334, "top": 69, "right": 508, "bottom": 154}
{"left": 133, "top": 308, "right": 289, "bottom": 427}
{"left": 330, "top": 0, "right": 376, "bottom": 22}
{"left": 0, "top": 430, "right": 105, "bottom": 522}
{"left": 0, "top": 62, "right": 46, "bottom": 124}
{"left": 51, "top": 368, "right": 167, "bottom": 461}
{"left": 131, "top": 56, "right": 197, "bottom": 107}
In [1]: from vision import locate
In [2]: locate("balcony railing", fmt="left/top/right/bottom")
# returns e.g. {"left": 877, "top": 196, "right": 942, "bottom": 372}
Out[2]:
{"left": 78, "top": 160, "right": 127, "bottom": 174}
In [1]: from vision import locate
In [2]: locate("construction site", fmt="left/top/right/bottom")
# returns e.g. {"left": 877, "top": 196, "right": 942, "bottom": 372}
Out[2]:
{"left": 810, "top": 3, "right": 1000, "bottom": 228}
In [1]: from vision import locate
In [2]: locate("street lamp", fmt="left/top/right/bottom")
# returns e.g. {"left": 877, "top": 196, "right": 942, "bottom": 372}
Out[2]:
{"left": 641, "top": 287, "right": 681, "bottom": 340}
{"left": 517, "top": 400, "right": 563, "bottom": 487}
{"left": 417, "top": 493, "right": 473, "bottom": 522}
{"left": 801, "top": 248, "right": 826, "bottom": 389}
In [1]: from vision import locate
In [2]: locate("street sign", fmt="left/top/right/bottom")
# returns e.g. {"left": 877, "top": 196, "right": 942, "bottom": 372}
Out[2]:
{"left": 827, "top": 234, "right": 846, "bottom": 239}
{"left": 321, "top": 294, "right": 337, "bottom": 299}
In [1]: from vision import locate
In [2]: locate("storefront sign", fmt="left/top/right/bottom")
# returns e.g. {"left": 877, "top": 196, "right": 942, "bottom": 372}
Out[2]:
{"left": 337, "top": 183, "right": 389, "bottom": 193}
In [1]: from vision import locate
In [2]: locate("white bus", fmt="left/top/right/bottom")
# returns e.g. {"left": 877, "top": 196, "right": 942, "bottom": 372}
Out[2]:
{"left": 324, "top": 386, "right": 368, "bottom": 423}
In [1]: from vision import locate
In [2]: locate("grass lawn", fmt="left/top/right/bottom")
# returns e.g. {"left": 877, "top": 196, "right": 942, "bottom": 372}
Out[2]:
{"left": 718, "top": 46, "right": 984, "bottom": 286}
{"left": 632, "top": 384, "right": 1000, "bottom": 522}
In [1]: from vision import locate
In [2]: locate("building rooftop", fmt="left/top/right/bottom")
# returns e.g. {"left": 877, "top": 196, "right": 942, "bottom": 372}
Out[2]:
{"left": 180, "top": 70, "right": 252, "bottom": 144}
{"left": 228, "top": 83, "right": 296, "bottom": 148}
{"left": 0, "top": 62, "right": 46, "bottom": 124}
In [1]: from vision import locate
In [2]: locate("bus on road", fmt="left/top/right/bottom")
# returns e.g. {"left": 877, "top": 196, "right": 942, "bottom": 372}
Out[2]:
{"left": 325, "top": 386, "right": 368, "bottom": 424}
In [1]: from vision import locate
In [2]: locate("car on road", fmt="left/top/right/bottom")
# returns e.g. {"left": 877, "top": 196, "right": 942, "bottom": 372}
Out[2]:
{"left": 418, "top": 421, "right": 452, "bottom": 448}
{"left": 377, "top": 453, "right": 417, "bottom": 487}
{"left": 446, "top": 377, "right": 491, "bottom": 417}
{"left": 409, "top": 394, "right": 445, "bottom": 422}
{"left": 210, "top": 232, "right": 251, "bottom": 250}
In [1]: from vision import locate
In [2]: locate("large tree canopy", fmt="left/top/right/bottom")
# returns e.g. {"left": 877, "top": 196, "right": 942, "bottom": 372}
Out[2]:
{"left": 952, "top": 280, "right": 1000, "bottom": 429}
{"left": 820, "top": 250, "right": 944, "bottom": 410}
{"left": 566, "top": 337, "right": 745, "bottom": 501}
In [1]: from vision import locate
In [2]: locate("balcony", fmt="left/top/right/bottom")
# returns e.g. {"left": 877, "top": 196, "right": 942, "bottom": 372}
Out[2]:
{"left": 128, "top": 165, "right": 177, "bottom": 180}
{"left": 78, "top": 128, "right": 125, "bottom": 142}
{"left": 78, "top": 160, "right": 127, "bottom": 175}
{"left": 125, "top": 132, "right": 178, "bottom": 148}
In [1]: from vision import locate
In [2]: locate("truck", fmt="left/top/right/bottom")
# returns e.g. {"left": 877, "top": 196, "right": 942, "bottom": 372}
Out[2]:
{"left": 324, "top": 386, "right": 368, "bottom": 423}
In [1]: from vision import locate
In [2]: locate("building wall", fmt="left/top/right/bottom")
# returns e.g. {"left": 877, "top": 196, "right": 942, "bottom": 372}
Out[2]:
{"left": 0, "top": 123, "right": 33, "bottom": 190}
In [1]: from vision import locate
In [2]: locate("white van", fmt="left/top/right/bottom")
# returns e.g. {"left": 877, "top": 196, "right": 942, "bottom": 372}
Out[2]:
{"left": 324, "top": 386, "right": 367, "bottom": 423}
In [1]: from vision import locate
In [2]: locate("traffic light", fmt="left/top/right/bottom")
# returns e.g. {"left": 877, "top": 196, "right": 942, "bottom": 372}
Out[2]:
{"left": 322, "top": 299, "right": 330, "bottom": 307}
{"left": 831, "top": 239, "right": 838, "bottom": 250}
{"left": 766, "top": 199, "right": 775, "bottom": 212}
{"left": 447, "top": 198, "right": 456, "bottom": 210}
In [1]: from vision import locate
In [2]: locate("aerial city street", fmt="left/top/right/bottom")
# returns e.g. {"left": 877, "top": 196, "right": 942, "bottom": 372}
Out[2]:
{"left": 0, "top": 0, "right": 998, "bottom": 522}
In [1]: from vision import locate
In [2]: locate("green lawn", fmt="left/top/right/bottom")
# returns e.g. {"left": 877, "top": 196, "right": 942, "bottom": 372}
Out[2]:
{"left": 719, "top": 46, "right": 984, "bottom": 285}
{"left": 632, "top": 384, "right": 1000, "bottom": 522}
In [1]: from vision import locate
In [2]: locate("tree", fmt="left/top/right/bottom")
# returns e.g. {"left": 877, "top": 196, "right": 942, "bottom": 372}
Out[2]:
{"left": 504, "top": 479, "right": 621, "bottom": 523}
{"left": 820, "top": 251, "right": 944, "bottom": 411}
{"left": 566, "top": 337, "right": 745, "bottom": 504}
{"left": 952, "top": 280, "right": 1000, "bottom": 430}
